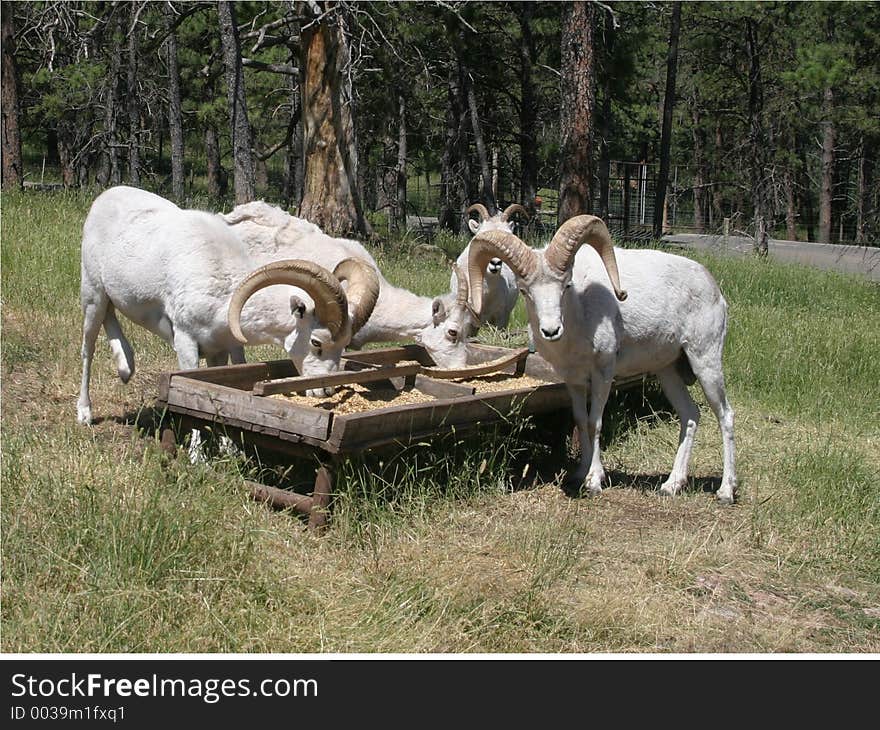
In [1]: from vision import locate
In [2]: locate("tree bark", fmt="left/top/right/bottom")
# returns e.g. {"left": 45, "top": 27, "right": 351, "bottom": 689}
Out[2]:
{"left": 1, "top": 1, "right": 23, "bottom": 189}
{"left": 298, "top": 6, "right": 370, "bottom": 237}
{"left": 394, "top": 90, "right": 408, "bottom": 232}
{"left": 818, "top": 84, "right": 836, "bottom": 244}
{"left": 205, "top": 124, "right": 225, "bottom": 198}
{"left": 438, "top": 60, "right": 470, "bottom": 234}
{"left": 784, "top": 167, "right": 797, "bottom": 241}
{"left": 282, "top": 75, "right": 304, "bottom": 209}
{"left": 517, "top": 2, "right": 538, "bottom": 215}
{"left": 558, "top": 1, "right": 596, "bottom": 224}
{"left": 598, "top": 8, "right": 615, "bottom": 221}
{"left": 218, "top": 0, "right": 256, "bottom": 203}
{"left": 855, "top": 136, "right": 875, "bottom": 244}
{"left": 691, "top": 98, "right": 706, "bottom": 232}
{"left": 745, "top": 17, "right": 768, "bottom": 256}
{"left": 127, "top": 8, "right": 141, "bottom": 186}
{"left": 97, "top": 13, "right": 124, "bottom": 187}
{"left": 165, "top": 7, "right": 185, "bottom": 200}
{"left": 466, "top": 77, "right": 497, "bottom": 213}
{"left": 652, "top": 1, "right": 681, "bottom": 239}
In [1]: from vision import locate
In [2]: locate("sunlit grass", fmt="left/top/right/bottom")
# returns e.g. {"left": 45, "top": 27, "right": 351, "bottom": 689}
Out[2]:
{"left": 1, "top": 189, "right": 878, "bottom": 653}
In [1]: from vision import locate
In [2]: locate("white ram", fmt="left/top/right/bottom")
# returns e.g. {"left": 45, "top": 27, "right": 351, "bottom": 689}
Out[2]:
{"left": 467, "top": 215, "right": 737, "bottom": 504}
{"left": 449, "top": 203, "right": 526, "bottom": 330}
{"left": 77, "top": 186, "right": 379, "bottom": 424}
{"left": 220, "top": 201, "right": 475, "bottom": 368}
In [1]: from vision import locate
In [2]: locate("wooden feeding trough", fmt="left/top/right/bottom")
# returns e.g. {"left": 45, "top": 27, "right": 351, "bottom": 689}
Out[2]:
{"left": 157, "top": 343, "right": 580, "bottom": 529}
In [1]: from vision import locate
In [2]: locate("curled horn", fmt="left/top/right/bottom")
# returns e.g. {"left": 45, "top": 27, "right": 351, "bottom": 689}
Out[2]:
{"left": 228, "top": 259, "right": 349, "bottom": 344}
{"left": 545, "top": 215, "right": 627, "bottom": 301}
{"left": 453, "top": 262, "right": 469, "bottom": 308}
{"left": 466, "top": 203, "right": 490, "bottom": 222}
{"left": 500, "top": 203, "right": 529, "bottom": 222}
{"left": 467, "top": 230, "right": 537, "bottom": 316}
{"left": 332, "top": 258, "right": 380, "bottom": 336}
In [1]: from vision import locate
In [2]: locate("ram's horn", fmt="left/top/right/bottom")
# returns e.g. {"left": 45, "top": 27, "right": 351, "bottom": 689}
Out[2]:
{"left": 467, "top": 230, "right": 537, "bottom": 316}
{"left": 332, "top": 258, "right": 380, "bottom": 336}
{"left": 453, "top": 262, "right": 469, "bottom": 308}
{"left": 466, "top": 203, "right": 490, "bottom": 222}
{"left": 228, "top": 259, "right": 349, "bottom": 343}
{"left": 545, "top": 215, "right": 627, "bottom": 301}
{"left": 500, "top": 203, "right": 529, "bottom": 222}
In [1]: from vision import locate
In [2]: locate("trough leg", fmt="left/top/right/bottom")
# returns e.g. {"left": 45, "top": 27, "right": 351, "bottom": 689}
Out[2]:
{"left": 308, "top": 465, "right": 333, "bottom": 532}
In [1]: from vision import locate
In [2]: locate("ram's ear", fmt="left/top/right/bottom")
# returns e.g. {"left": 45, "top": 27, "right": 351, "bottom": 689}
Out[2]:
{"left": 431, "top": 298, "right": 446, "bottom": 326}
{"left": 290, "top": 295, "right": 307, "bottom": 318}
{"left": 468, "top": 219, "right": 481, "bottom": 234}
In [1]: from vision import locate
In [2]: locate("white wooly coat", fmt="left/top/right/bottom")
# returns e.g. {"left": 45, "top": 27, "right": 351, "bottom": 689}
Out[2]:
{"left": 450, "top": 217, "right": 519, "bottom": 329}
{"left": 221, "top": 201, "right": 473, "bottom": 368}
{"left": 77, "top": 187, "right": 357, "bottom": 424}
{"left": 471, "top": 227, "right": 737, "bottom": 504}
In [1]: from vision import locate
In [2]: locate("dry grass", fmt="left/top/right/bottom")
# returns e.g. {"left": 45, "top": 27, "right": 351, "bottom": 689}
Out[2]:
{"left": 1, "top": 189, "right": 878, "bottom": 654}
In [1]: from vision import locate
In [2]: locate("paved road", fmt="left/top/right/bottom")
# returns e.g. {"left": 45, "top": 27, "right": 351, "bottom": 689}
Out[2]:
{"left": 661, "top": 233, "right": 880, "bottom": 282}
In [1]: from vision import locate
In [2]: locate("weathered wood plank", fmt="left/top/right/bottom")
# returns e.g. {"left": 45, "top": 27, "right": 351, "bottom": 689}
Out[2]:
{"left": 166, "top": 376, "right": 332, "bottom": 441}
{"left": 173, "top": 360, "right": 297, "bottom": 389}
{"left": 342, "top": 344, "right": 435, "bottom": 366}
{"left": 253, "top": 363, "right": 422, "bottom": 396}
{"left": 420, "top": 348, "right": 529, "bottom": 380}
{"left": 332, "top": 384, "right": 568, "bottom": 449}
{"left": 412, "top": 375, "right": 475, "bottom": 399}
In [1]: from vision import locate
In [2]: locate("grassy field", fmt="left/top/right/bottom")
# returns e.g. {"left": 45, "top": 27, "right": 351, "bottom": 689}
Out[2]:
{"left": 2, "top": 188, "right": 879, "bottom": 653}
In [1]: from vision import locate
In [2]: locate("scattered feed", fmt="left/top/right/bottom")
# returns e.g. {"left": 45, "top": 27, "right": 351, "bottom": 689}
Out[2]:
{"left": 270, "top": 383, "right": 436, "bottom": 414}
{"left": 454, "top": 374, "right": 550, "bottom": 393}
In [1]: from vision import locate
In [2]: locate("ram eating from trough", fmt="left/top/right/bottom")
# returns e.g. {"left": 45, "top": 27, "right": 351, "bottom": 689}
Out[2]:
{"left": 467, "top": 215, "right": 738, "bottom": 504}
{"left": 77, "top": 186, "right": 379, "bottom": 424}
{"left": 220, "top": 201, "right": 476, "bottom": 369}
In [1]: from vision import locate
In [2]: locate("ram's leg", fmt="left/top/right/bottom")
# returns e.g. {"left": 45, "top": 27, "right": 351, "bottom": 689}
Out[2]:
{"left": 565, "top": 382, "right": 592, "bottom": 486}
{"left": 205, "top": 352, "right": 229, "bottom": 367}
{"left": 77, "top": 295, "right": 109, "bottom": 424}
{"left": 656, "top": 365, "right": 700, "bottom": 497}
{"left": 230, "top": 346, "right": 246, "bottom": 365}
{"left": 690, "top": 356, "right": 737, "bottom": 504}
{"left": 172, "top": 331, "right": 206, "bottom": 463}
{"left": 103, "top": 304, "right": 135, "bottom": 383}
{"left": 582, "top": 368, "right": 614, "bottom": 494}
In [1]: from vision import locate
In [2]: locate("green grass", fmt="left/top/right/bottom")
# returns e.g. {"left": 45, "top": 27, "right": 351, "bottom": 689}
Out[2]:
{"left": 2, "top": 188, "right": 879, "bottom": 653}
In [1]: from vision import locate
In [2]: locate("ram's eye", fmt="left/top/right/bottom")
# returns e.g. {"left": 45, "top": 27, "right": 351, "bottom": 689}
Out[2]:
{"left": 564, "top": 281, "right": 573, "bottom": 289}
{"left": 310, "top": 338, "right": 322, "bottom": 351}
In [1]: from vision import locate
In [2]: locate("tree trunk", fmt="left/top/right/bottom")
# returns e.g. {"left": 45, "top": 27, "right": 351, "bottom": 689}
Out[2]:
{"left": 298, "top": 8, "right": 370, "bottom": 237}
{"left": 517, "top": 2, "right": 538, "bottom": 215}
{"left": 652, "top": 1, "right": 681, "bottom": 239}
{"left": 818, "top": 85, "right": 835, "bottom": 244}
{"left": 1, "top": 1, "right": 23, "bottom": 189}
{"left": 394, "top": 91, "right": 408, "bottom": 232}
{"left": 745, "top": 17, "right": 768, "bottom": 256}
{"left": 691, "top": 99, "right": 706, "bottom": 233}
{"left": 205, "top": 124, "right": 225, "bottom": 198}
{"left": 558, "top": 1, "right": 596, "bottom": 224}
{"left": 438, "top": 61, "right": 470, "bottom": 234}
{"left": 96, "top": 13, "right": 123, "bottom": 187}
{"left": 712, "top": 121, "right": 724, "bottom": 226}
{"left": 165, "top": 7, "right": 185, "bottom": 200}
{"left": 218, "top": 0, "right": 255, "bottom": 204}
{"left": 855, "top": 136, "right": 875, "bottom": 244}
{"left": 282, "top": 76, "right": 304, "bottom": 209}
{"left": 466, "top": 78, "right": 497, "bottom": 213}
{"left": 598, "top": 8, "right": 615, "bottom": 221}
{"left": 784, "top": 167, "right": 797, "bottom": 241}
{"left": 127, "top": 9, "right": 140, "bottom": 186}
{"left": 622, "top": 162, "right": 631, "bottom": 236}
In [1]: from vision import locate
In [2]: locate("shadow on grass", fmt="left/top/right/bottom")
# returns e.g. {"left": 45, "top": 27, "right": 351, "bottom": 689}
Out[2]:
{"left": 110, "top": 373, "right": 714, "bottom": 516}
